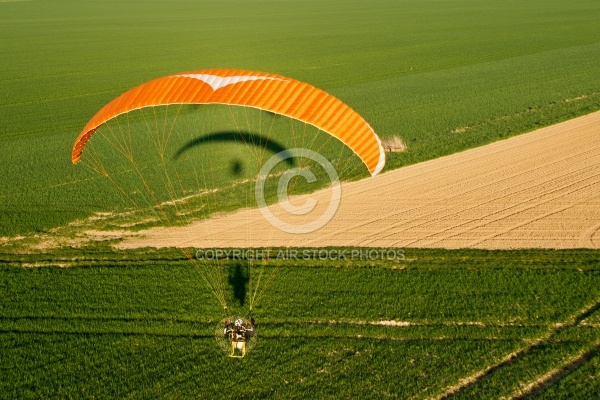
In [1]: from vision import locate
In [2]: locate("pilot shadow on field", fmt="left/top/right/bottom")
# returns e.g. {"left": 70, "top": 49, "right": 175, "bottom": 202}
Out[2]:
{"left": 228, "top": 263, "right": 250, "bottom": 307}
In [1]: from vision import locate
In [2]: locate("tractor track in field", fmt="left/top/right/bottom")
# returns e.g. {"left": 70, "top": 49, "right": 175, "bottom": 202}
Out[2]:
{"left": 430, "top": 298, "right": 600, "bottom": 400}
{"left": 116, "top": 110, "right": 600, "bottom": 250}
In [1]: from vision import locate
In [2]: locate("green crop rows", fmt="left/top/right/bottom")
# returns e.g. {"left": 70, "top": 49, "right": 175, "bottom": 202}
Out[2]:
{"left": 1, "top": 248, "right": 599, "bottom": 398}
{"left": 2, "top": 0, "right": 600, "bottom": 398}
{"left": 2, "top": 0, "right": 600, "bottom": 235}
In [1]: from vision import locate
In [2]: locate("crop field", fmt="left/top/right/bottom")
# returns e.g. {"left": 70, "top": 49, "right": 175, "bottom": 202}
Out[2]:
{"left": 2, "top": 0, "right": 600, "bottom": 398}
{"left": 2, "top": 0, "right": 600, "bottom": 236}
{"left": 1, "top": 248, "right": 599, "bottom": 398}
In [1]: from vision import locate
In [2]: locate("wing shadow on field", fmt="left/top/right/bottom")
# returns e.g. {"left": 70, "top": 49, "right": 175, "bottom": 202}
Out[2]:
{"left": 228, "top": 263, "right": 249, "bottom": 307}
{"left": 173, "top": 131, "right": 296, "bottom": 177}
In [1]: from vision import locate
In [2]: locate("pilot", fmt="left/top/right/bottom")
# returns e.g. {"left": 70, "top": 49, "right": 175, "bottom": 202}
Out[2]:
{"left": 223, "top": 317, "right": 256, "bottom": 357}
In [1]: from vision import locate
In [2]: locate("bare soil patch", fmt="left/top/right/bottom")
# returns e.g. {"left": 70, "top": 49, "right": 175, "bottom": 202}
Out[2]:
{"left": 116, "top": 111, "right": 600, "bottom": 250}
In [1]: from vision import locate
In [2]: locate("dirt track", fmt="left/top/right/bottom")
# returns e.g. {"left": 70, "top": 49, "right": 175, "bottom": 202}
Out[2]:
{"left": 118, "top": 111, "right": 600, "bottom": 249}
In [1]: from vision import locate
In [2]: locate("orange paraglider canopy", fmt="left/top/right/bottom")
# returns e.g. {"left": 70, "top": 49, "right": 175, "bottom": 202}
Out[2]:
{"left": 72, "top": 69, "right": 385, "bottom": 176}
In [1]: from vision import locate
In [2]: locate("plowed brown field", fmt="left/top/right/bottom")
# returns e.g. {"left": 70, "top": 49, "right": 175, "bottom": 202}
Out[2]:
{"left": 117, "top": 111, "right": 600, "bottom": 250}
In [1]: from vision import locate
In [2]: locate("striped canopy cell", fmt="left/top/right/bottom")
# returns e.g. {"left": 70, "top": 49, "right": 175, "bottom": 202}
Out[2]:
{"left": 72, "top": 69, "right": 386, "bottom": 176}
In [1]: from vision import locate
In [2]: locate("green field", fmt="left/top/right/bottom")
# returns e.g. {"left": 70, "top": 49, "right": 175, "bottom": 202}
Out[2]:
{"left": 1, "top": 248, "right": 599, "bottom": 398}
{"left": 2, "top": 0, "right": 600, "bottom": 235}
{"left": 2, "top": 0, "right": 600, "bottom": 398}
